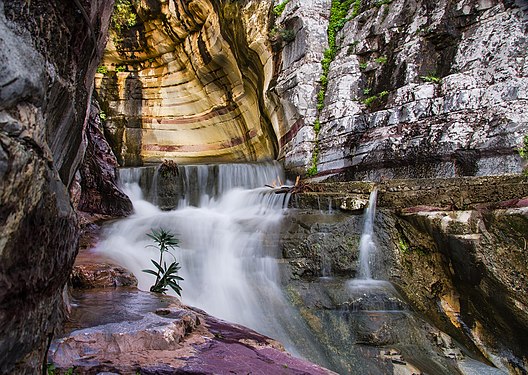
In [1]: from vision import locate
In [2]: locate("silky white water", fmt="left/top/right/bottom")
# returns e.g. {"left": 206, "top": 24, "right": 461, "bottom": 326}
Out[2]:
{"left": 357, "top": 188, "right": 378, "bottom": 280}
{"left": 95, "top": 162, "right": 324, "bottom": 360}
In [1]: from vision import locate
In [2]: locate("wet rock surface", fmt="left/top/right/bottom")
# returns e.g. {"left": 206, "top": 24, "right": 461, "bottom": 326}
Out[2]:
{"left": 49, "top": 288, "right": 336, "bottom": 375}
{"left": 282, "top": 180, "right": 528, "bottom": 374}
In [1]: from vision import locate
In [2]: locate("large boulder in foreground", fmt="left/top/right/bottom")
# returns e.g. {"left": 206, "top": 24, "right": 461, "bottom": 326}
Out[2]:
{"left": 49, "top": 288, "right": 336, "bottom": 375}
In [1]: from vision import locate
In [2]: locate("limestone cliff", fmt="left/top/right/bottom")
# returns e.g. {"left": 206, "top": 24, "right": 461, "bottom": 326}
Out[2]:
{"left": 275, "top": 0, "right": 528, "bottom": 178}
{"left": 0, "top": 0, "right": 113, "bottom": 372}
{"left": 96, "top": 0, "right": 278, "bottom": 166}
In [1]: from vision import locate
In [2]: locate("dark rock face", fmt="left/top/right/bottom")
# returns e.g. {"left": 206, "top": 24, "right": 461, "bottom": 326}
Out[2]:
{"left": 78, "top": 98, "right": 133, "bottom": 217}
{"left": 0, "top": 0, "right": 114, "bottom": 372}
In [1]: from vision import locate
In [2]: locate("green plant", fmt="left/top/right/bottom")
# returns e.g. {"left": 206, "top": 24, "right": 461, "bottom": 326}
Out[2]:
{"left": 112, "top": 0, "right": 137, "bottom": 32}
{"left": 374, "top": 56, "right": 387, "bottom": 64}
{"left": 99, "top": 111, "right": 107, "bottom": 121}
{"left": 362, "top": 90, "right": 389, "bottom": 107}
{"left": 359, "top": 62, "right": 368, "bottom": 70}
{"left": 96, "top": 65, "right": 108, "bottom": 75}
{"left": 143, "top": 228, "right": 183, "bottom": 296}
{"left": 398, "top": 237, "right": 409, "bottom": 254}
{"left": 420, "top": 74, "right": 441, "bottom": 84}
{"left": 375, "top": 0, "right": 393, "bottom": 6}
{"left": 273, "top": 0, "right": 290, "bottom": 16}
{"left": 269, "top": 26, "right": 295, "bottom": 43}
{"left": 313, "top": 119, "right": 321, "bottom": 133}
{"left": 519, "top": 135, "right": 528, "bottom": 159}
{"left": 317, "top": 89, "right": 325, "bottom": 111}
{"left": 115, "top": 64, "right": 127, "bottom": 72}
{"left": 363, "top": 87, "right": 371, "bottom": 95}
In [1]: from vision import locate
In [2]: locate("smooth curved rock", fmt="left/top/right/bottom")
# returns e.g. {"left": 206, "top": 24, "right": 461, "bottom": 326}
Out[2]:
{"left": 96, "top": 0, "right": 278, "bottom": 165}
{"left": 49, "top": 288, "right": 336, "bottom": 375}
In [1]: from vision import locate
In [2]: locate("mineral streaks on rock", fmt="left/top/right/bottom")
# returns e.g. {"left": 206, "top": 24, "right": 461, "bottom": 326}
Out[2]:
{"left": 272, "top": 0, "right": 330, "bottom": 175}
{"left": 97, "top": 0, "right": 278, "bottom": 166}
{"left": 279, "top": 0, "right": 527, "bottom": 178}
{"left": 49, "top": 289, "right": 336, "bottom": 375}
{"left": 0, "top": 1, "right": 113, "bottom": 372}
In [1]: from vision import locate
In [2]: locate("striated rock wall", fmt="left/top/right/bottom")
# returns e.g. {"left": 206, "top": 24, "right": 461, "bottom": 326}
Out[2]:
{"left": 275, "top": 0, "right": 528, "bottom": 179}
{"left": 0, "top": 0, "right": 113, "bottom": 372}
{"left": 96, "top": 0, "right": 278, "bottom": 166}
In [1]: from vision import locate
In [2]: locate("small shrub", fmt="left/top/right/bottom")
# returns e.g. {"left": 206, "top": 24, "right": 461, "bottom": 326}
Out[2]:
{"left": 363, "top": 87, "right": 371, "bottom": 95}
{"left": 269, "top": 26, "right": 295, "bottom": 43}
{"left": 143, "top": 228, "right": 183, "bottom": 296}
{"left": 159, "top": 159, "right": 179, "bottom": 177}
{"left": 317, "top": 89, "right": 325, "bottom": 111}
{"left": 96, "top": 65, "right": 108, "bottom": 75}
{"left": 115, "top": 64, "right": 127, "bottom": 72}
{"left": 99, "top": 111, "right": 107, "bottom": 121}
{"left": 112, "top": 0, "right": 137, "bottom": 32}
{"left": 359, "top": 62, "right": 368, "bottom": 70}
{"left": 420, "top": 75, "right": 441, "bottom": 84}
{"left": 273, "top": 0, "right": 290, "bottom": 16}
{"left": 374, "top": 56, "right": 387, "bottom": 64}
{"left": 362, "top": 90, "right": 389, "bottom": 107}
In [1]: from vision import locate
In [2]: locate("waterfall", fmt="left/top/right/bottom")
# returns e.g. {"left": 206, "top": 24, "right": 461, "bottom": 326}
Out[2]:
{"left": 95, "top": 162, "right": 327, "bottom": 363}
{"left": 356, "top": 188, "right": 378, "bottom": 280}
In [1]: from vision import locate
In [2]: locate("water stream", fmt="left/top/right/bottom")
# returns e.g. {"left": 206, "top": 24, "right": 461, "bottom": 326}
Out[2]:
{"left": 95, "top": 162, "right": 328, "bottom": 364}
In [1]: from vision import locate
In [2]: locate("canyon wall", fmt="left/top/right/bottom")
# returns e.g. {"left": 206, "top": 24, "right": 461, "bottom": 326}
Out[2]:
{"left": 0, "top": 1, "right": 113, "bottom": 372}
{"left": 275, "top": 0, "right": 528, "bottom": 178}
{"left": 96, "top": 0, "right": 278, "bottom": 166}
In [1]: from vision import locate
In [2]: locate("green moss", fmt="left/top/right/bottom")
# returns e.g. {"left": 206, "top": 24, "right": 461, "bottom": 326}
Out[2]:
{"left": 359, "top": 62, "right": 367, "bottom": 70}
{"left": 273, "top": 0, "right": 290, "bottom": 16}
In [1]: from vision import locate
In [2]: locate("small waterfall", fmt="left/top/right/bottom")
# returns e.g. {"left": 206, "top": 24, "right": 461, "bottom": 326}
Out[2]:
{"left": 357, "top": 188, "right": 378, "bottom": 280}
{"left": 96, "top": 162, "right": 328, "bottom": 365}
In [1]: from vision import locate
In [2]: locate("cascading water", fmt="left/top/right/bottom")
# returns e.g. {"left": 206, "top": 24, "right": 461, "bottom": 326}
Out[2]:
{"left": 356, "top": 188, "right": 378, "bottom": 280}
{"left": 95, "top": 161, "right": 329, "bottom": 365}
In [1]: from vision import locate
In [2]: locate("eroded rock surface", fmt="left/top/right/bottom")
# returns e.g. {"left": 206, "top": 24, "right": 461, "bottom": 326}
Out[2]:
{"left": 97, "top": 0, "right": 278, "bottom": 165}
{"left": 274, "top": 0, "right": 528, "bottom": 178}
{"left": 0, "top": 1, "right": 113, "bottom": 372}
{"left": 49, "top": 288, "right": 336, "bottom": 375}
{"left": 77, "top": 98, "right": 133, "bottom": 217}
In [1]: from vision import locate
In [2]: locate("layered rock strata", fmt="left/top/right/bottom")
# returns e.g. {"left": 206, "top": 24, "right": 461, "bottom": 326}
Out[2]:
{"left": 286, "top": 178, "right": 528, "bottom": 373}
{"left": 275, "top": 0, "right": 528, "bottom": 178}
{"left": 97, "top": 0, "right": 278, "bottom": 165}
{"left": 0, "top": 1, "right": 113, "bottom": 372}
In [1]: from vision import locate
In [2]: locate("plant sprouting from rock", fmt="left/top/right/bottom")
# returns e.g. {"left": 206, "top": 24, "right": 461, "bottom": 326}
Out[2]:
{"left": 112, "top": 0, "right": 137, "bottom": 32}
{"left": 273, "top": 0, "right": 290, "bottom": 16}
{"left": 143, "top": 228, "right": 183, "bottom": 296}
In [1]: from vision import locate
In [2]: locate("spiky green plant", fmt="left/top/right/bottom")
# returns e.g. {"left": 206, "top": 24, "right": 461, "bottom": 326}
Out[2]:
{"left": 143, "top": 228, "right": 183, "bottom": 296}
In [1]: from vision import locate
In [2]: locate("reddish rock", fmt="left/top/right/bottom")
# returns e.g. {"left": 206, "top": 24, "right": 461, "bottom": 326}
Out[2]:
{"left": 49, "top": 289, "right": 336, "bottom": 375}
{"left": 78, "top": 99, "right": 133, "bottom": 217}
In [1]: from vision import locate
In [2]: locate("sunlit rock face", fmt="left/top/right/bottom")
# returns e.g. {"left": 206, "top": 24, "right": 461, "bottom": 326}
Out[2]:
{"left": 275, "top": 0, "right": 528, "bottom": 178}
{"left": 97, "top": 0, "right": 278, "bottom": 166}
{"left": 0, "top": 0, "right": 113, "bottom": 372}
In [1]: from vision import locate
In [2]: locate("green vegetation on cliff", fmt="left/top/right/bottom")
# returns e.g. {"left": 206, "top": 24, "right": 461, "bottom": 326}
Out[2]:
{"left": 309, "top": 0, "right": 361, "bottom": 176}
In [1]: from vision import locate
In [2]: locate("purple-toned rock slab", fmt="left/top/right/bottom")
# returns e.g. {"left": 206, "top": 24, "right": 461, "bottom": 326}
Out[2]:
{"left": 49, "top": 288, "right": 336, "bottom": 375}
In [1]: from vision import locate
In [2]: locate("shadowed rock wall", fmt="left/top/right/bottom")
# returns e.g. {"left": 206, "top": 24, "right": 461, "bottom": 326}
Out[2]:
{"left": 0, "top": 0, "right": 113, "bottom": 372}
